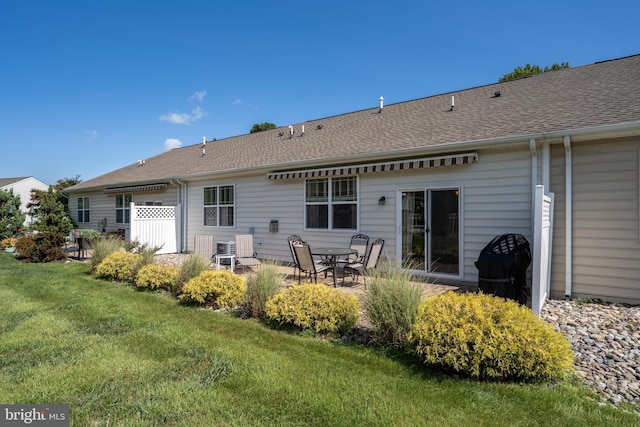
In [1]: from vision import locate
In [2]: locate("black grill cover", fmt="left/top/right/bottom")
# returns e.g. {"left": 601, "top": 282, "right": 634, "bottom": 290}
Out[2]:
{"left": 474, "top": 234, "right": 531, "bottom": 305}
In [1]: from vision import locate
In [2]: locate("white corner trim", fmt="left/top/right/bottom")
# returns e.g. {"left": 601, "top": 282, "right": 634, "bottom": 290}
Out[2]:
{"left": 564, "top": 136, "right": 572, "bottom": 297}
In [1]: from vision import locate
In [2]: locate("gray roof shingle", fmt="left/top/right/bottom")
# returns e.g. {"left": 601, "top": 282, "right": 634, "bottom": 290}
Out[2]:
{"left": 68, "top": 54, "right": 640, "bottom": 192}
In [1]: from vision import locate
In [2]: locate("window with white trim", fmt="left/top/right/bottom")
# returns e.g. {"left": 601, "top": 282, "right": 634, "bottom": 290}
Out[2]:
{"left": 204, "top": 185, "right": 234, "bottom": 226}
{"left": 305, "top": 176, "right": 357, "bottom": 230}
{"left": 77, "top": 197, "right": 90, "bottom": 223}
{"left": 115, "top": 194, "right": 132, "bottom": 224}
{"left": 144, "top": 200, "right": 163, "bottom": 206}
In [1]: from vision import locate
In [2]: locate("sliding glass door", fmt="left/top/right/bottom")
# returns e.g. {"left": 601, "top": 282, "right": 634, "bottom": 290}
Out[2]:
{"left": 400, "top": 188, "right": 460, "bottom": 275}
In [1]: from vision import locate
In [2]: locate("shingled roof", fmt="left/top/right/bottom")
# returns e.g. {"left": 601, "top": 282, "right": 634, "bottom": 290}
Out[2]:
{"left": 67, "top": 54, "right": 640, "bottom": 192}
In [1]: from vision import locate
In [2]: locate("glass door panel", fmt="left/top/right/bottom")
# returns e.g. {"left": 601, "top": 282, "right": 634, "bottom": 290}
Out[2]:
{"left": 430, "top": 190, "right": 459, "bottom": 275}
{"left": 401, "top": 191, "right": 425, "bottom": 270}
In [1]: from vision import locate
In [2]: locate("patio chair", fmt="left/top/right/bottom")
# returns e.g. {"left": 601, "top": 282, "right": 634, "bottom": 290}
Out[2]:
{"left": 343, "top": 238, "right": 384, "bottom": 289}
{"left": 235, "top": 234, "right": 261, "bottom": 270}
{"left": 292, "top": 241, "right": 332, "bottom": 284}
{"left": 287, "top": 234, "right": 303, "bottom": 282}
{"left": 342, "top": 234, "right": 369, "bottom": 264}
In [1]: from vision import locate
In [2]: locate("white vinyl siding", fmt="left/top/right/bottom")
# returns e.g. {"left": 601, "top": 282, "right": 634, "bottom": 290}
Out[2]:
{"left": 185, "top": 147, "right": 533, "bottom": 285}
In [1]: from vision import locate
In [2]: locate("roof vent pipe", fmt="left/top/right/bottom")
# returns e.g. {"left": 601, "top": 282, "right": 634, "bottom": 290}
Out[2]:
{"left": 450, "top": 96, "right": 455, "bottom": 112}
{"left": 379, "top": 96, "right": 384, "bottom": 113}
{"left": 289, "top": 125, "right": 294, "bottom": 139}
{"left": 202, "top": 136, "right": 206, "bottom": 146}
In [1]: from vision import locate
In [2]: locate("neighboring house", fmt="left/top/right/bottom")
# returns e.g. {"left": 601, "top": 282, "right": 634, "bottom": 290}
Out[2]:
{"left": 0, "top": 176, "right": 49, "bottom": 225}
{"left": 65, "top": 54, "right": 640, "bottom": 305}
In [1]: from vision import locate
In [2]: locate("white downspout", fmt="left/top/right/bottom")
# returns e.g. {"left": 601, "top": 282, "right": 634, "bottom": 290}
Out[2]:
{"left": 530, "top": 139, "right": 537, "bottom": 238}
{"left": 176, "top": 179, "right": 187, "bottom": 252}
{"left": 564, "top": 136, "right": 572, "bottom": 297}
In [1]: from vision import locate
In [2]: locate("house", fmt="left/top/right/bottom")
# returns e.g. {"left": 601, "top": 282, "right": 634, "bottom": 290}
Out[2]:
{"left": 0, "top": 176, "right": 49, "bottom": 225}
{"left": 65, "top": 54, "right": 640, "bottom": 305}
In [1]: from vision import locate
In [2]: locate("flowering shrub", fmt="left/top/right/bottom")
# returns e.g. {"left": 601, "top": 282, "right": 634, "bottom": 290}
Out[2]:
{"left": 265, "top": 283, "right": 360, "bottom": 335}
{"left": 95, "top": 251, "right": 141, "bottom": 282}
{"left": 180, "top": 270, "right": 246, "bottom": 309}
{"left": 1, "top": 237, "right": 17, "bottom": 249}
{"left": 135, "top": 263, "right": 179, "bottom": 290}
{"left": 409, "top": 291, "right": 574, "bottom": 381}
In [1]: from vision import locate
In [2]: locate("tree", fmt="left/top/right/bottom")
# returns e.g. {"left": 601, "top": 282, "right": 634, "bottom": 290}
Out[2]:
{"left": 499, "top": 62, "right": 570, "bottom": 82}
{"left": 250, "top": 122, "right": 277, "bottom": 133}
{"left": 0, "top": 189, "right": 26, "bottom": 239}
{"left": 24, "top": 187, "right": 73, "bottom": 262}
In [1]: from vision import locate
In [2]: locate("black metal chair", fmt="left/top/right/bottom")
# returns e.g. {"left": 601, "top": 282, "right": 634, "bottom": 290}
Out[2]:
{"left": 349, "top": 234, "right": 369, "bottom": 263}
{"left": 343, "top": 238, "right": 384, "bottom": 288}
{"left": 292, "top": 241, "right": 332, "bottom": 284}
{"left": 287, "top": 234, "right": 303, "bottom": 282}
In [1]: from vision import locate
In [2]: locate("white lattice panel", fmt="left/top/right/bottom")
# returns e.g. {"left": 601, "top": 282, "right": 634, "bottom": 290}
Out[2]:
{"left": 135, "top": 206, "right": 176, "bottom": 220}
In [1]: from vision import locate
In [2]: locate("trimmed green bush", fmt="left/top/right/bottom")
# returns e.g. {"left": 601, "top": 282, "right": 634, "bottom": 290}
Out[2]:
{"left": 409, "top": 291, "right": 574, "bottom": 381}
{"left": 95, "top": 251, "right": 141, "bottom": 282}
{"left": 265, "top": 283, "right": 360, "bottom": 336}
{"left": 136, "top": 263, "right": 179, "bottom": 290}
{"left": 180, "top": 270, "right": 246, "bottom": 309}
{"left": 244, "top": 261, "right": 284, "bottom": 319}
{"left": 363, "top": 261, "right": 422, "bottom": 347}
{"left": 175, "top": 253, "right": 208, "bottom": 295}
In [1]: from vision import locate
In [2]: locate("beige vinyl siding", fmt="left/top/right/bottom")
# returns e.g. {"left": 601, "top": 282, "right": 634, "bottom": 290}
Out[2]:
{"left": 550, "top": 137, "right": 640, "bottom": 303}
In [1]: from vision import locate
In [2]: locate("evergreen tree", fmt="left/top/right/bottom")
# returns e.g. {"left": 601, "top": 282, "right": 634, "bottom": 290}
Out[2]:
{"left": 0, "top": 189, "right": 26, "bottom": 239}
{"left": 499, "top": 62, "right": 570, "bottom": 82}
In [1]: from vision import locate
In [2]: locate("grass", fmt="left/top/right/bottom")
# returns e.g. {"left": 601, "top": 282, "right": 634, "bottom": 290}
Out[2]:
{"left": 0, "top": 254, "right": 638, "bottom": 426}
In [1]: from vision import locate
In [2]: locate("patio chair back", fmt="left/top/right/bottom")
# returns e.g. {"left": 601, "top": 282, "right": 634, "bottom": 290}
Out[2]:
{"left": 349, "top": 234, "right": 369, "bottom": 262}
{"left": 292, "top": 241, "right": 330, "bottom": 283}
{"left": 287, "top": 234, "right": 303, "bottom": 265}
{"left": 365, "top": 238, "right": 384, "bottom": 270}
{"left": 235, "top": 234, "right": 261, "bottom": 268}
{"left": 287, "top": 234, "right": 303, "bottom": 282}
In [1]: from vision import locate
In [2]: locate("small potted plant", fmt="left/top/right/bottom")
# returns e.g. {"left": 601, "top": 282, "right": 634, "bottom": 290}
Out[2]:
{"left": 1, "top": 237, "right": 18, "bottom": 253}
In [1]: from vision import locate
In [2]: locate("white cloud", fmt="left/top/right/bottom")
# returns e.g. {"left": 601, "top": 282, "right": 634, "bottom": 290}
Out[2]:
{"left": 83, "top": 130, "right": 98, "bottom": 143}
{"left": 164, "top": 138, "right": 182, "bottom": 151}
{"left": 158, "top": 107, "right": 205, "bottom": 125}
{"left": 232, "top": 99, "right": 242, "bottom": 106}
{"left": 189, "top": 90, "right": 207, "bottom": 103}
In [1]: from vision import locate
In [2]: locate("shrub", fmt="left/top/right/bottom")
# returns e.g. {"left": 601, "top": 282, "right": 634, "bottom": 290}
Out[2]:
{"left": 175, "top": 253, "right": 208, "bottom": 295}
{"left": 180, "top": 270, "right": 246, "bottom": 309}
{"left": 265, "top": 283, "right": 360, "bottom": 336}
{"left": 409, "top": 291, "right": 574, "bottom": 381}
{"left": 90, "top": 236, "right": 123, "bottom": 271}
{"left": 136, "top": 263, "right": 179, "bottom": 290}
{"left": 1, "top": 237, "right": 17, "bottom": 249}
{"left": 14, "top": 233, "right": 66, "bottom": 262}
{"left": 95, "top": 251, "right": 141, "bottom": 282}
{"left": 363, "top": 261, "right": 422, "bottom": 347}
{"left": 131, "top": 243, "right": 161, "bottom": 280}
{"left": 244, "top": 261, "right": 284, "bottom": 319}
{"left": 14, "top": 236, "right": 35, "bottom": 259}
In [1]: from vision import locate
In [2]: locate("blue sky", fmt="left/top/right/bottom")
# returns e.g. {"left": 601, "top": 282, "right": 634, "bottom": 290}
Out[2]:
{"left": 1, "top": 1, "right": 639, "bottom": 185}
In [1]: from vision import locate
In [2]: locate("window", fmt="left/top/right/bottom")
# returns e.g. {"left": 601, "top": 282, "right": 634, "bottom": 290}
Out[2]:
{"left": 77, "top": 197, "right": 90, "bottom": 223}
{"left": 305, "top": 176, "right": 357, "bottom": 229}
{"left": 115, "top": 194, "right": 132, "bottom": 224}
{"left": 144, "top": 200, "right": 163, "bottom": 206}
{"left": 204, "top": 185, "right": 234, "bottom": 226}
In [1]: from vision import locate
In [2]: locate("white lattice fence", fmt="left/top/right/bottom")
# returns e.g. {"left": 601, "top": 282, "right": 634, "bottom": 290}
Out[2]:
{"left": 130, "top": 203, "right": 180, "bottom": 254}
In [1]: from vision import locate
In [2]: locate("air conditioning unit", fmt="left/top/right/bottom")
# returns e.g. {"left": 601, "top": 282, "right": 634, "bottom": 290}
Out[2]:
{"left": 216, "top": 241, "right": 236, "bottom": 264}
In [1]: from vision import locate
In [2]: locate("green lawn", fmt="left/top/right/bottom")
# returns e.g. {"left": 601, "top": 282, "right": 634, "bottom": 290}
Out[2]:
{"left": 1, "top": 254, "right": 638, "bottom": 426}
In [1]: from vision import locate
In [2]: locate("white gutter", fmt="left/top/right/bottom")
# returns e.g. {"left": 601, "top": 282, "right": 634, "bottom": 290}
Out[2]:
{"left": 564, "top": 136, "right": 572, "bottom": 297}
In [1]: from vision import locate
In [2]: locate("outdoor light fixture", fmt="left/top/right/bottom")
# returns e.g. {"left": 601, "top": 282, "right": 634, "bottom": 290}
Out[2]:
{"left": 378, "top": 196, "right": 386, "bottom": 206}
{"left": 8, "top": 207, "right": 14, "bottom": 215}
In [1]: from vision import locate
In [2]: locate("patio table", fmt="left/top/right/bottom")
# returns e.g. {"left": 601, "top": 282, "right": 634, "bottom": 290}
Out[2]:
{"left": 311, "top": 247, "right": 356, "bottom": 287}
